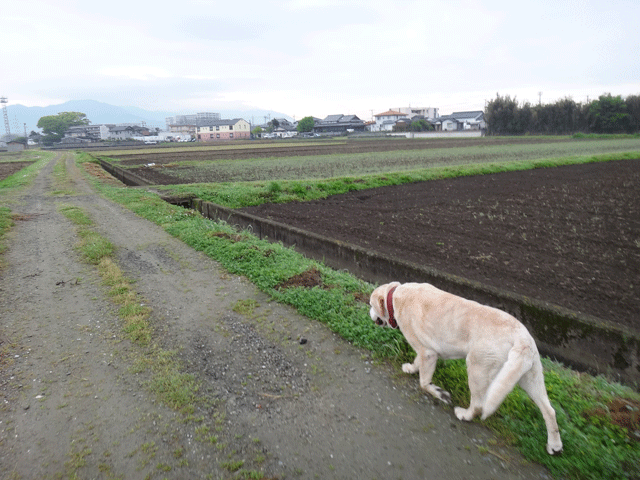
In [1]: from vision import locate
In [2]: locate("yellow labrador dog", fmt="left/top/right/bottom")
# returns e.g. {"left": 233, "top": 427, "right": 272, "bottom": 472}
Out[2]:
{"left": 370, "top": 282, "right": 563, "bottom": 455}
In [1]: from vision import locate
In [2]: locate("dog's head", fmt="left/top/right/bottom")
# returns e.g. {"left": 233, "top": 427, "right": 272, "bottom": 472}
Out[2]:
{"left": 369, "top": 282, "right": 400, "bottom": 328}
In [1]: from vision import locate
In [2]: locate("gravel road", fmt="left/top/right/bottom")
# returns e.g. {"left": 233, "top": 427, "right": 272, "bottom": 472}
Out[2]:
{"left": 0, "top": 153, "right": 553, "bottom": 479}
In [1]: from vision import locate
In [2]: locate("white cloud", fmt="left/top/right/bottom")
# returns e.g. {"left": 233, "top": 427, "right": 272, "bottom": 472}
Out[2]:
{"left": 1, "top": 0, "right": 638, "bottom": 117}
{"left": 99, "top": 66, "right": 173, "bottom": 81}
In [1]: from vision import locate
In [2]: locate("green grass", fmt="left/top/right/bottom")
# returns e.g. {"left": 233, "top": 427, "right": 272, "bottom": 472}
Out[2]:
{"left": 58, "top": 204, "right": 115, "bottom": 263}
{"left": 0, "top": 151, "right": 54, "bottom": 191}
{"left": 0, "top": 206, "right": 12, "bottom": 258}
{"left": 77, "top": 146, "right": 640, "bottom": 479}
{"left": 0, "top": 151, "right": 55, "bottom": 261}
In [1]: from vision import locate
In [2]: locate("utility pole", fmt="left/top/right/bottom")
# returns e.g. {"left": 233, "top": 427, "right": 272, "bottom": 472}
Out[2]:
{"left": 538, "top": 92, "right": 542, "bottom": 105}
{"left": 1, "top": 97, "right": 10, "bottom": 135}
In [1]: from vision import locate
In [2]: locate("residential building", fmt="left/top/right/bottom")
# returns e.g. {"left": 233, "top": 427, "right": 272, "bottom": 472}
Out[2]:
{"left": 109, "top": 125, "right": 150, "bottom": 140}
{"left": 196, "top": 112, "right": 221, "bottom": 123}
{"left": 169, "top": 124, "right": 197, "bottom": 137}
{"left": 7, "top": 141, "right": 25, "bottom": 152}
{"left": 166, "top": 112, "right": 220, "bottom": 129}
{"left": 65, "top": 124, "right": 111, "bottom": 141}
{"left": 196, "top": 118, "right": 251, "bottom": 142}
{"left": 372, "top": 110, "right": 408, "bottom": 132}
{"left": 393, "top": 106, "right": 439, "bottom": 119}
{"left": 313, "top": 114, "right": 366, "bottom": 135}
{"left": 435, "top": 111, "right": 485, "bottom": 131}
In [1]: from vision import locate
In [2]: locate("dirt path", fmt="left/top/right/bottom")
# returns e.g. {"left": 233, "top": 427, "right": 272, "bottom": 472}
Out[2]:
{"left": 0, "top": 154, "right": 552, "bottom": 479}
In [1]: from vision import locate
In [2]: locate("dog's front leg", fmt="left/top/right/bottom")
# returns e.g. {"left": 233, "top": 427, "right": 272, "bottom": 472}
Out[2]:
{"left": 406, "top": 350, "right": 451, "bottom": 404}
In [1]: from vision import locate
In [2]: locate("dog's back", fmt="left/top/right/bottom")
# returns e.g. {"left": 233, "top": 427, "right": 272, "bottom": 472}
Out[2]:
{"left": 393, "top": 282, "right": 529, "bottom": 361}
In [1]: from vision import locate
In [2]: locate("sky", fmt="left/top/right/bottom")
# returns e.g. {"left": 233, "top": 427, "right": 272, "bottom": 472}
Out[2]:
{"left": 2, "top": 0, "right": 639, "bottom": 122}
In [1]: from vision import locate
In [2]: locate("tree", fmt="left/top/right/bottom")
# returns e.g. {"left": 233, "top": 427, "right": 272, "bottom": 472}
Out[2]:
{"left": 408, "top": 119, "right": 433, "bottom": 132}
{"left": 37, "top": 111, "right": 89, "bottom": 144}
{"left": 625, "top": 94, "right": 640, "bottom": 132}
{"left": 588, "top": 94, "right": 631, "bottom": 133}
{"left": 485, "top": 94, "right": 520, "bottom": 135}
{"left": 28, "top": 130, "right": 42, "bottom": 144}
{"left": 296, "top": 116, "right": 315, "bottom": 133}
{"left": 251, "top": 126, "right": 263, "bottom": 137}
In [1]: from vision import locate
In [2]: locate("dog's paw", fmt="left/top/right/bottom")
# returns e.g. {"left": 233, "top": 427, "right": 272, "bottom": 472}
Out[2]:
{"left": 402, "top": 363, "right": 418, "bottom": 374}
{"left": 454, "top": 406, "right": 476, "bottom": 421}
{"left": 454, "top": 407, "right": 469, "bottom": 421}
{"left": 426, "top": 384, "right": 451, "bottom": 404}
{"left": 546, "top": 443, "right": 563, "bottom": 456}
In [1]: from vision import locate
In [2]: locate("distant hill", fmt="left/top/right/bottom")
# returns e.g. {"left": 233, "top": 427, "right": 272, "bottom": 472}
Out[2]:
{"left": 3, "top": 100, "right": 291, "bottom": 133}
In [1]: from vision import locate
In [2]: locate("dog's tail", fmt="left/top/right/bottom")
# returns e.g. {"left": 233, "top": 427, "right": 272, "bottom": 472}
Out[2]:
{"left": 481, "top": 336, "right": 535, "bottom": 420}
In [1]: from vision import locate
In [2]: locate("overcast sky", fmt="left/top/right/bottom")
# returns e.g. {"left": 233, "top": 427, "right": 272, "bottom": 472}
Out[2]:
{"left": 2, "top": 0, "right": 639, "bottom": 121}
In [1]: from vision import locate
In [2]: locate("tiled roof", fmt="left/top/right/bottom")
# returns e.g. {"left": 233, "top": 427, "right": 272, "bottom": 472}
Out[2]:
{"left": 198, "top": 118, "right": 246, "bottom": 127}
{"left": 374, "top": 110, "right": 407, "bottom": 117}
{"left": 450, "top": 111, "right": 484, "bottom": 119}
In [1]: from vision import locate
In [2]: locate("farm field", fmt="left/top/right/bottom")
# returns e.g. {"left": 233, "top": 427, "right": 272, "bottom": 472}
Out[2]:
{"left": 99, "top": 136, "right": 640, "bottom": 184}
{"left": 94, "top": 135, "right": 640, "bottom": 334}
{"left": 2, "top": 145, "right": 638, "bottom": 479}
{"left": 0, "top": 160, "right": 34, "bottom": 181}
{"left": 241, "top": 159, "right": 640, "bottom": 332}
{"left": 94, "top": 137, "right": 640, "bottom": 331}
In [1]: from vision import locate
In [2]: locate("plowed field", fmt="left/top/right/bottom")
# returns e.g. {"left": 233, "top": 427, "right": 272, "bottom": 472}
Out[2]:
{"left": 241, "top": 159, "right": 640, "bottom": 332}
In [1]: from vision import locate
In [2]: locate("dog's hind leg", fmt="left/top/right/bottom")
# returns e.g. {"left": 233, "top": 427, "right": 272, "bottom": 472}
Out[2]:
{"left": 518, "top": 359, "right": 563, "bottom": 455}
{"left": 480, "top": 344, "right": 533, "bottom": 420}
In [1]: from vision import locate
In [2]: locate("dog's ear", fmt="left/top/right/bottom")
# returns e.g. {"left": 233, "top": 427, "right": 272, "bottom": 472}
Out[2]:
{"left": 378, "top": 295, "right": 386, "bottom": 317}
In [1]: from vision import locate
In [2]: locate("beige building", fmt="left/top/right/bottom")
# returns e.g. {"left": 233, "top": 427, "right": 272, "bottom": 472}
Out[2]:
{"left": 196, "top": 119, "right": 251, "bottom": 141}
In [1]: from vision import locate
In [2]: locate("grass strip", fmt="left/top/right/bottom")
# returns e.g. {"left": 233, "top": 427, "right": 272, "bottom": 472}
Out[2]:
{"left": 0, "top": 151, "right": 54, "bottom": 193}
{"left": 79, "top": 152, "right": 640, "bottom": 480}
{"left": 58, "top": 202, "right": 199, "bottom": 413}
{"left": 0, "top": 152, "right": 55, "bottom": 263}
{"left": 0, "top": 206, "right": 11, "bottom": 259}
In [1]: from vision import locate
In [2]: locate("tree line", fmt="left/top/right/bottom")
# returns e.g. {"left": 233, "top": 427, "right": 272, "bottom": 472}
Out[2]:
{"left": 485, "top": 93, "right": 640, "bottom": 135}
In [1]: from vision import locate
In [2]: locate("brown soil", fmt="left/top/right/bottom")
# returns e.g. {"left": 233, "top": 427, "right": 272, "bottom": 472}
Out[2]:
{"left": 0, "top": 161, "right": 34, "bottom": 181}
{"left": 241, "top": 160, "right": 640, "bottom": 333}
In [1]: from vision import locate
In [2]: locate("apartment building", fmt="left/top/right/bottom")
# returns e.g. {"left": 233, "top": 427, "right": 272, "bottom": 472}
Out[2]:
{"left": 166, "top": 112, "right": 221, "bottom": 128}
{"left": 196, "top": 118, "right": 251, "bottom": 141}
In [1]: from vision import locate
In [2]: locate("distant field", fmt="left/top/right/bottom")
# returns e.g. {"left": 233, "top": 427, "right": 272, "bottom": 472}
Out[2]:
{"left": 95, "top": 136, "right": 640, "bottom": 185}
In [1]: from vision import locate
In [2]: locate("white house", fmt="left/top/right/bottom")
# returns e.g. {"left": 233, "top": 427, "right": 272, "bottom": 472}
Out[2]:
{"left": 436, "top": 111, "right": 485, "bottom": 131}
{"left": 393, "top": 106, "right": 439, "bottom": 119}
{"left": 372, "top": 110, "right": 408, "bottom": 132}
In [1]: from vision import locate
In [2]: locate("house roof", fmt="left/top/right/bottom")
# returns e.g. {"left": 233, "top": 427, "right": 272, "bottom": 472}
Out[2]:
{"left": 450, "top": 111, "right": 484, "bottom": 120}
{"left": 374, "top": 110, "right": 407, "bottom": 117}
{"left": 320, "top": 114, "right": 363, "bottom": 123}
{"left": 322, "top": 114, "right": 344, "bottom": 123}
{"left": 198, "top": 118, "right": 247, "bottom": 127}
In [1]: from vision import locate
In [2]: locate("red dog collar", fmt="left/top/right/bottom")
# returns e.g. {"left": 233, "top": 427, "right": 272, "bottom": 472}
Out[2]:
{"left": 386, "top": 285, "right": 399, "bottom": 329}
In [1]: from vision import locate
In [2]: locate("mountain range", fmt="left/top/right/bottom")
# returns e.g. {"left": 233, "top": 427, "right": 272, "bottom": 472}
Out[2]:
{"left": 2, "top": 100, "right": 291, "bottom": 134}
